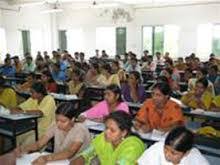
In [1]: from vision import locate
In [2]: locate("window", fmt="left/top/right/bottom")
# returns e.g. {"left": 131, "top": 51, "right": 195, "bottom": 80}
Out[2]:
{"left": 21, "top": 30, "right": 31, "bottom": 55}
{"left": 142, "top": 26, "right": 164, "bottom": 55}
{"left": 66, "top": 29, "right": 85, "bottom": 55}
{"left": 96, "top": 27, "right": 116, "bottom": 57}
{"left": 196, "top": 24, "right": 212, "bottom": 60}
{"left": 30, "top": 29, "right": 43, "bottom": 58}
{"left": 0, "top": 28, "right": 7, "bottom": 61}
{"left": 58, "top": 30, "right": 67, "bottom": 52}
{"left": 164, "top": 25, "right": 180, "bottom": 58}
{"left": 212, "top": 24, "right": 220, "bottom": 56}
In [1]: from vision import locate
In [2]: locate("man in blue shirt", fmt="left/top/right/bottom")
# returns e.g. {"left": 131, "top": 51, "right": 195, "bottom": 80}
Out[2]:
{"left": 0, "top": 58, "right": 16, "bottom": 77}
{"left": 51, "top": 63, "right": 66, "bottom": 82}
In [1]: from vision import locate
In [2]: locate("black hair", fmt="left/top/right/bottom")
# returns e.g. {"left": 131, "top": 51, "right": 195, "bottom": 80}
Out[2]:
{"left": 130, "top": 57, "right": 138, "bottom": 62}
{"left": 42, "top": 70, "right": 55, "bottom": 83}
{"left": 104, "top": 111, "right": 132, "bottom": 136}
{"left": 31, "top": 82, "right": 47, "bottom": 96}
{"left": 55, "top": 102, "right": 78, "bottom": 120}
{"left": 209, "top": 65, "right": 218, "bottom": 72}
{"left": 54, "top": 63, "right": 60, "bottom": 69}
{"left": 112, "top": 60, "right": 119, "bottom": 67}
{"left": 102, "top": 63, "right": 112, "bottom": 73}
{"left": 196, "top": 77, "right": 209, "bottom": 88}
{"left": 197, "top": 68, "right": 208, "bottom": 76}
{"left": 72, "top": 69, "right": 84, "bottom": 82}
{"left": 105, "top": 84, "right": 122, "bottom": 102}
{"left": 164, "top": 68, "right": 173, "bottom": 75}
{"left": 91, "top": 63, "right": 100, "bottom": 73}
{"left": 153, "top": 82, "right": 171, "bottom": 96}
{"left": 129, "top": 71, "right": 141, "bottom": 83}
{"left": 165, "top": 126, "right": 194, "bottom": 153}
{"left": 157, "top": 76, "right": 169, "bottom": 83}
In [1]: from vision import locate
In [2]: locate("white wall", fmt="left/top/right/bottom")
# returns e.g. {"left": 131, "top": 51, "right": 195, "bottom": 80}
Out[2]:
{"left": 1, "top": 3, "right": 220, "bottom": 59}
{"left": 57, "top": 3, "right": 220, "bottom": 59}
{"left": 1, "top": 5, "right": 53, "bottom": 58}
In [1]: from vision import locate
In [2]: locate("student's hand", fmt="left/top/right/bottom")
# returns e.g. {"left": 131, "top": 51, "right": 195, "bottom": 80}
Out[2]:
{"left": 14, "top": 146, "right": 24, "bottom": 158}
{"left": 10, "top": 108, "right": 23, "bottom": 114}
{"left": 32, "top": 155, "right": 47, "bottom": 165}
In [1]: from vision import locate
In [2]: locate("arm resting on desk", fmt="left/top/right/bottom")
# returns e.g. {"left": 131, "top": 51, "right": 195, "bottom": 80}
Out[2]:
{"left": 33, "top": 141, "right": 83, "bottom": 164}
{"left": 14, "top": 134, "right": 50, "bottom": 157}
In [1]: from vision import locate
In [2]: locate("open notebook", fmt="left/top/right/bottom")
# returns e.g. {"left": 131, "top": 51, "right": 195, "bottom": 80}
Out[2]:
{"left": 16, "top": 152, "right": 69, "bottom": 165}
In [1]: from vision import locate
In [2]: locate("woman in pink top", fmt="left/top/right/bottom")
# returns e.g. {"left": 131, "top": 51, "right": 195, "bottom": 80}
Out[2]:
{"left": 80, "top": 84, "right": 129, "bottom": 122}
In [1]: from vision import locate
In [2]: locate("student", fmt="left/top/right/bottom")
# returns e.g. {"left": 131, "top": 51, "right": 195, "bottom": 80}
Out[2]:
{"left": 0, "top": 58, "right": 16, "bottom": 77}
{"left": 68, "top": 69, "right": 84, "bottom": 95}
{"left": 71, "top": 111, "right": 145, "bottom": 165}
{"left": 121, "top": 71, "right": 146, "bottom": 103}
{"left": 138, "top": 126, "right": 209, "bottom": 165}
{"left": 181, "top": 77, "right": 213, "bottom": 110}
{"left": 22, "top": 56, "right": 35, "bottom": 73}
{"left": 11, "top": 82, "right": 56, "bottom": 145}
{"left": 79, "top": 84, "right": 129, "bottom": 122}
{"left": 15, "top": 73, "right": 35, "bottom": 92}
{"left": 12, "top": 56, "right": 23, "bottom": 73}
{"left": 126, "top": 57, "right": 142, "bottom": 74}
{"left": 134, "top": 82, "right": 184, "bottom": 133}
{"left": 188, "top": 68, "right": 215, "bottom": 95}
{"left": 41, "top": 70, "right": 57, "bottom": 93}
{"left": 0, "top": 76, "right": 17, "bottom": 109}
{"left": 51, "top": 63, "right": 66, "bottom": 82}
{"left": 111, "top": 60, "right": 126, "bottom": 83}
{"left": 98, "top": 63, "right": 120, "bottom": 87}
{"left": 14, "top": 102, "right": 91, "bottom": 164}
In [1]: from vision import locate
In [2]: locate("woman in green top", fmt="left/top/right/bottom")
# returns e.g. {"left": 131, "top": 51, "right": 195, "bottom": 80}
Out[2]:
{"left": 71, "top": 111, "right": 145, "bottom": 165}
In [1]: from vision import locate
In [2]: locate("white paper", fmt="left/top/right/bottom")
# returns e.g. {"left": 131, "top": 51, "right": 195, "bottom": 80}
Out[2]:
{"left": 84, "top": 120, "right": 105, "bottom": 131}
{"left": 16, "top": 152, "right": 69, "bottom": 165}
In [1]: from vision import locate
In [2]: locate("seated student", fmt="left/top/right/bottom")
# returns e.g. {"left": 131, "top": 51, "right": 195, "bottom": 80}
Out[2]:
{"left": 98, "top": 63, "right": 120, "bottom": 87}
{"left": 138, "top": 126, "right": 209, "bottom": 165}
{"left": 111, "top": 60, "right": 127, "bottom": 83}
{"left": 121, "top": 71, "right": 147, "bottom": 103}
{"left": 84, "top": 63, "right": 100, "bottom": 85}
{"left": 41, "top": 70, "right": 57, "bottom": 93}
{"left": 134, "top": 82, "right": 184, "bottom": 133}
{"left": 15, "top": 73, "right": 35, "bottom": 92}
{"left": 14, "top": 103, "right": 91, "bottom": 164}
{"left": 79, "top": 84, "right": 129, "bottom": 122}
{"left": 210, "top": 95, "right": 220, "bottom": 112}
{"left": 67, "top": 69, "right": 84, "bottom": 95}
{"left": 11, "top": 82, "right": 56, "bottom": 145}
{"left": 0, "top": 57, "right": 16, "bottom": 77}
{"left": 71, "top": 111, "right": 145, "bottom": 165}
{"left": 22, "top": 56, "right": 36, "bottom": 73}
{"left": 0, "top": 76, "right": 17, "bottom": 109}
{"left": 12, "top": 56, "right": 23, "bottom": 73}
{"left": 51, "top": 63, "right": 66, "bottom": 82}
{"left": 188, "top": 68, "right": 215, "bottom": 95}
{"left": 181, "top": 77, "right": 213, "bottom": 110}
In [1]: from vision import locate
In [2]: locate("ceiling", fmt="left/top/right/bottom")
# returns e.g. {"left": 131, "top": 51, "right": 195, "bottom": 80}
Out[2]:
{"left": 4, "top": 0, "right": 220, "bottom": 8}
